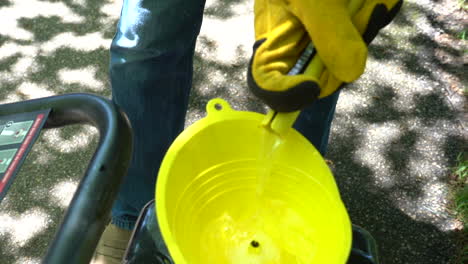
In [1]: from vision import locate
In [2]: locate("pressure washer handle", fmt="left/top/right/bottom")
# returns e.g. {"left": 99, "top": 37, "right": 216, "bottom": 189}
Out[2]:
{"left": 0, "top": 93, "right": 133, "bottom": 264}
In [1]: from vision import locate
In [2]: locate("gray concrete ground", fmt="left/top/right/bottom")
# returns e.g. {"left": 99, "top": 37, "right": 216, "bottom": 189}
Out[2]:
{"left": 0, "top": 0, "right": 466, "bottom": 263}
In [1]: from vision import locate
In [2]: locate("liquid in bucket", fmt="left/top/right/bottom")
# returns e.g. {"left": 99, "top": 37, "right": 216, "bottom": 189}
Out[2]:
{"left": 198, "top": 128, "right": 316, "bottom": 263}
{"left": 199, "top": 199, "right": 316, "bottom": 263}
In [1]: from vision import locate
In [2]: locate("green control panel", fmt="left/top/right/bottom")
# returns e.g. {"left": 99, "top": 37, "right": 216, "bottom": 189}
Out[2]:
{"left": 0, "top": 109, "right": 50, "bottom": 203}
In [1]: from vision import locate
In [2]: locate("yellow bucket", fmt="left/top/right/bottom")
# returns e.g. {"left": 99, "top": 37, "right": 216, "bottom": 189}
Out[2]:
{"left": 155, "top": 98, "right": 352, "bottom": 264}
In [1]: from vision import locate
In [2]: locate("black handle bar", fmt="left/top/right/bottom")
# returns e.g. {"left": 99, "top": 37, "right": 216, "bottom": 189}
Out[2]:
{"left": 0, "top": 93, "right": 133, "bottom": 264}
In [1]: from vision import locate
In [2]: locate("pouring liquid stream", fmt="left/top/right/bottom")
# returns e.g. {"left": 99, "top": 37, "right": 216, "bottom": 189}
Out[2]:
{"left": 256, "top": 127, "right": 282, "bottom": 200}
{"left": 236, "top": 127, "right": 285, "bottom": 261}
{"left": 246, "top": 127, "right": 316, "bottom": 263}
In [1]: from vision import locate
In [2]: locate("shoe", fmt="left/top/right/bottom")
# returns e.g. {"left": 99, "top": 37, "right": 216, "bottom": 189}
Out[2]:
{"left": 91, "top": 223, "right": 132, "bottom": 264}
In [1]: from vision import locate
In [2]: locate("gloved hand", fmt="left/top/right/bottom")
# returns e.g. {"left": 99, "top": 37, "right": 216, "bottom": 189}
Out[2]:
{"left": 248, "top": 0, "right": 403, "bottom": 112}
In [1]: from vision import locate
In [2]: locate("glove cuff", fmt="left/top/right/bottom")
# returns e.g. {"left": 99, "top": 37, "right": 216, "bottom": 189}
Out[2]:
{"left": 360, "top": 0, "right": 404, "bottom": 44}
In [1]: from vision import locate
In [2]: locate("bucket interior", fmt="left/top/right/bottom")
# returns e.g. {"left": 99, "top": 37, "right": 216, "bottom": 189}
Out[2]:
{"left": 174, "top": 160, "right": 350, "bottom": 263}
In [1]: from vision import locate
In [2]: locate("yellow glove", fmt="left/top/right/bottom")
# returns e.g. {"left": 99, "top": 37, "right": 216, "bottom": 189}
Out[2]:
{"left": 248, "top": 0, "right": 403, "bottom": 112}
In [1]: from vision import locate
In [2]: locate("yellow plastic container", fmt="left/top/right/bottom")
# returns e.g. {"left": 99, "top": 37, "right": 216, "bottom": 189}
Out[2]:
{"left": 155, "top": 99, "right": 352, "bottom": 264}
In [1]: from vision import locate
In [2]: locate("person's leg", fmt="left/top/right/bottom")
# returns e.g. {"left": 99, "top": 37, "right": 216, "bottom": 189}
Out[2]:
{"left": 92, "top": 0, "right": 206, "bottom": 263}
{"left": 293, "top": 91, "right": 340, "bottom": 156}
{"left": 110, "top": 0, "right": 206, "bottom": 231}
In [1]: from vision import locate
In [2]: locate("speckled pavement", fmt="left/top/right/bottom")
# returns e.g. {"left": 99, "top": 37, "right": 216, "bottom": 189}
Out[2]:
{"left": 0, "top": 0, "right": 466, "bottom": 263}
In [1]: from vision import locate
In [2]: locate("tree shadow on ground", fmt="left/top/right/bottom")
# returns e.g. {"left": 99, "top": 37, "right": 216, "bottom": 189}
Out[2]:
{"left": 0, "top": 1, "right": 11, "bottom": 8}
{"left": 0, "top": 0, "right": 466, "bottom": 263}
{"left": 328, "top": 85, "right": 464, "bottom": 263}
{"left": 191, "top": 47, "right": 264, "bottom": 116}
{"left": 370, "top": 1, "right": 467, "bottom": 89}
{"left": 204, "top": 0, "right": 247, "bottom": 20}
{"left": 0, "top": 0, "right": 115, "bottom": 103}
{"left": 325, "top": 3, "right": 467, "bottom": 262}
{"left": 328, "top": 115, "right": 462, "bottom": 263}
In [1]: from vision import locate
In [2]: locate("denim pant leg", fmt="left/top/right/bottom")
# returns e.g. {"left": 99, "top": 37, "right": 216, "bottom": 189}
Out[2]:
{"left": 110, "top": 0, "right": 206, "bottom": 230}
{"left": 293, "top": 91, "right": 340, "bottom": 156}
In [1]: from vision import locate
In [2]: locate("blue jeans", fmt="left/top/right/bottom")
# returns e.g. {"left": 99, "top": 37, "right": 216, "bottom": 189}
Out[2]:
{"left": 110, "top": 0, "right": 340, "bottom": 230}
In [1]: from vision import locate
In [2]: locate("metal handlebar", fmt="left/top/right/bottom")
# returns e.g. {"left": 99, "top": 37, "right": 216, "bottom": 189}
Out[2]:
{"left": 0, "top": 93, "right": 133, "bottom": 264}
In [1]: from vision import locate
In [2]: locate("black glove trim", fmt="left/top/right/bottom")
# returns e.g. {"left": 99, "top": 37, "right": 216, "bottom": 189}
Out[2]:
{"left": 248, "top": 39, "right": 321, "bottom": 112}
{"left": 363, "top": 0, "right": 403, "bottom": 44}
